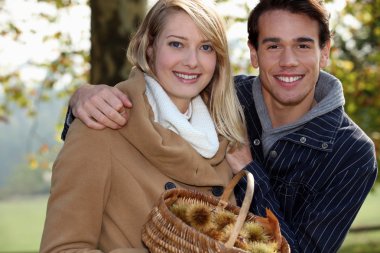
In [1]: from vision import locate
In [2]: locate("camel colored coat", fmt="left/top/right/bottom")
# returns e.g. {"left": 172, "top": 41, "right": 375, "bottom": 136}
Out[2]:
{"left": 40, "top": 68, "right": 234, "bottom": 253}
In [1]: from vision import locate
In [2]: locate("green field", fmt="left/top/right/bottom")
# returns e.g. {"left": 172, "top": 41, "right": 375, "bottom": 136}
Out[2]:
{"left": 0, "top": 195, "right": 48, "bottom": 252}
{"left": 338, "top": 189, "right": 380, "bottom": 253}
{"left": 0, "top": 191, "right": 379, "bottom": 252}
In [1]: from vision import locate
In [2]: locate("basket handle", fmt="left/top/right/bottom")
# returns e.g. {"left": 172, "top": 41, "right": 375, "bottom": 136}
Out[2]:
{"left": 217, "top": 170, "right": 254, "bottom": 248}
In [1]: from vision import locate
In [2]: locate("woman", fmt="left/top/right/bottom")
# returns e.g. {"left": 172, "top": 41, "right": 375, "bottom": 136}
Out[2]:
{"left": 40, "top": 0, "right": 246, "bottom": 252}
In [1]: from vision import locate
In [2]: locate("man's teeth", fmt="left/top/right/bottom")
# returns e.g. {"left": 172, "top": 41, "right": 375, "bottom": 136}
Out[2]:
{"left": 175, "top": 72, "right": 198, "bottom": 80}
{"left": 277, "top": 76, "right": 302, "bottom": 83}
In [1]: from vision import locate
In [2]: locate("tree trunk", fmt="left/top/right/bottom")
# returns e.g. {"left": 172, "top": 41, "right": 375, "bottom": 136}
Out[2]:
{"left": 90, "top": 0, "right": 147, "bottom": 85}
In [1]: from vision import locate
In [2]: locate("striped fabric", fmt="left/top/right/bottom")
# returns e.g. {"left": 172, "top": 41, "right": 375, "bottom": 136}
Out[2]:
{"left": 233, "top": 74, "right": 378, "bottom": 253}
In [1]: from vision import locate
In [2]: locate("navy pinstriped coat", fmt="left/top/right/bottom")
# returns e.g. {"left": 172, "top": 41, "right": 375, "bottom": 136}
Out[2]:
{"left": 233, "top": 73, "right": 377, "bottom": 253}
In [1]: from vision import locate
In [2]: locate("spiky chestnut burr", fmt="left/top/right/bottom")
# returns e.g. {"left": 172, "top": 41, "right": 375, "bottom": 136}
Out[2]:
{"left": 241, "top": 222, "right": 270, "bottom": 243}
{"left": 213, "top": 209, "right": 237, "bottom": 230}
{"left": 186, "top": 203, "right": 212, "bottom": 232}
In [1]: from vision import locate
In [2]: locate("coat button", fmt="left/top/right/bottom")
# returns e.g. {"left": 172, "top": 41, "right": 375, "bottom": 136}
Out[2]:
{"left": 164, "top": 182, "right": 176, "bottom": 190}
{"left": 300, "top": 137, "right": 306, "bottom": 143}
{"left": 269, "top": 150, "right": 277, "bottom": 158}
{"left": 211, "top": 186, "right": 224, "bottom": 197}
{"left": 253, "top": 139, "right": 261, "bottom": 146}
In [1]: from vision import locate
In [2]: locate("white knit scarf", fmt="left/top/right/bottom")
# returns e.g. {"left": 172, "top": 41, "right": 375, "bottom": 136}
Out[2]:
{"left": 144, "top": 74, "right": 219, "bottom": 158}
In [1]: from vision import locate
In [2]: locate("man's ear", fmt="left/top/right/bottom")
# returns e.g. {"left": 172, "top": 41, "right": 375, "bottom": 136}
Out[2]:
{"left": 320, "top": 39, "right": 331, "bottom": 68}
{"left": 247, "top": 41, "right": 259, "bottom": 69}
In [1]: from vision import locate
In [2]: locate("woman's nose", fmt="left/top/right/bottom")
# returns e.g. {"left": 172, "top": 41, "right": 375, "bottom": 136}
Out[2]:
{"left": 183, "top": 49, "right": 198, "bottom": 68}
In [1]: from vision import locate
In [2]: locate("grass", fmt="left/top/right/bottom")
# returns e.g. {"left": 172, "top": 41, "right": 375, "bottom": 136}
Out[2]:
{"left": 338, "top": 189, "right": 380, "bottom": 253}
{"left": 0, "top": 195, "right": 48, "bottom": 252}
{"left": 0, "top": 190, "right": 379, "bottom": 252}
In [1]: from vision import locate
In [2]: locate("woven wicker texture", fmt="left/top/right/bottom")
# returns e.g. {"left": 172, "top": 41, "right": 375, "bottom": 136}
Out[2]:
{"left": 142, "top": 170, "right": 290, "bottom": 253}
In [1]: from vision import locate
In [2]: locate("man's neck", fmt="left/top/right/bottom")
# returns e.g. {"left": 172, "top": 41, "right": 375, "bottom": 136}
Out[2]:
{"left": 264, "top": 95, "right": 316, "bottom": 128}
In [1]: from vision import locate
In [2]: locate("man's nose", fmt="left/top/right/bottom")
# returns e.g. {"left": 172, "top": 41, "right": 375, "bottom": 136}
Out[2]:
{"left": 279, "top": 48, "right": 299, "bottom": 67}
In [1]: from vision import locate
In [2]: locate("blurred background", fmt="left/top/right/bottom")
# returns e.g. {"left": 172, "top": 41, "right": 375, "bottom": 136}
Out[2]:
{"left": 0, "top": 0, "right": 379, "bottom": 252}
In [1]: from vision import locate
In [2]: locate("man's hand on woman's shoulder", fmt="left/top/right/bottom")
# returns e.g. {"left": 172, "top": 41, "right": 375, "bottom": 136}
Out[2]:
{"left": 70, "top": 84, "right": 132, "bottom": 129}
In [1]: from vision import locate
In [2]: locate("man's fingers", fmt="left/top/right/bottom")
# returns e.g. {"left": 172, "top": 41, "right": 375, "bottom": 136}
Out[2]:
{"left": 121, "top": 95, "right": 132, "bottom": 108}
{"left": 80, "top": 115, "right": 106, "bottom": 130}
{"left": 103, "top": 87, "right": 130, "bottom": 124}
{"left": 90, "top": 109, "right": 122, "bottom": 129}
{"left": 113, "top": 88, "right": 132, "bottom": 108}
{"left": 85, "top": 120, "right": 106, "bottom": 130}
{"left": 76, "top": 107, "right": 110, "bottom": 130}
{"left": 79, "top": 101, "right": 122, "bottom": 129}
{"left": 69, "top": 84, "right": 129, "bottom": 129}
{"left": 91, "top": 98, "right": 126, "bottom": 127}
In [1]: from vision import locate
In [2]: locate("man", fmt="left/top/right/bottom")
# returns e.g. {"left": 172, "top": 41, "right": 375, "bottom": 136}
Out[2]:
{"left": 62, "top": 0, "right": 377, "bottom": 252}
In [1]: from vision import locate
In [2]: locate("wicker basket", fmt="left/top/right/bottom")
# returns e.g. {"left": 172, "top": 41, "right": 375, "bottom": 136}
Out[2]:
{"left": 142, "top": 170, "right": 290, "bottom": 253}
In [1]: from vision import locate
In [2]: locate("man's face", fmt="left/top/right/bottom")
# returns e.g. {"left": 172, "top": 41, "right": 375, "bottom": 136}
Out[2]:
{"left": 249, "top": 10, "right": 330, "bottom": 113}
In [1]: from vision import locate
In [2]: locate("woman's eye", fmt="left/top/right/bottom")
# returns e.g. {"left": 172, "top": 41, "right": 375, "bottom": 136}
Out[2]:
{"left": 169, "top": 41, "right": 182, "bottom": 48}
{"left": 201, "top": 44, "right": 213, "bottom": 52}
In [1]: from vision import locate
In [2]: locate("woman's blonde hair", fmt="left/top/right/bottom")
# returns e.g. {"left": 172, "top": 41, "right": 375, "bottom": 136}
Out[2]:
{"left": 127, "top": 0, "right": 246, "bottom": 146}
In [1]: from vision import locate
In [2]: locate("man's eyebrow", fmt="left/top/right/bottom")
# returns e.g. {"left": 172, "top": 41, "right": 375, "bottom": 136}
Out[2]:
{"left": 262, "top": 37, "right": 280, "bottom": 44}
{"left": 296, "top": 37, "right": 315, "bottom": 43}
{"left": 261, "top": 37, "right": 316, "bottom": 44}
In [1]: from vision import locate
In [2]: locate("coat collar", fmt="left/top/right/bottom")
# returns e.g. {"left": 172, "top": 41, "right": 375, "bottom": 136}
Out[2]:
{"left": 115, "top": 68, "right": 230, "bottom": 186}
{"left": 235, "top": 73, "right": 344, "bottom": 154}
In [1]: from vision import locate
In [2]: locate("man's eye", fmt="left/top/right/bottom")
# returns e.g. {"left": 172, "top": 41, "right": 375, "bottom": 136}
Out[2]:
{"left": 299, "top": 44, "right": 311, "bottom": 49}
{"left": 169, "top": 41, "right": 182, "bottom": 48}
{"left": 201, "top": 44, "right": 213, "bottom": 52}
{"left": 267, "top": 45, "right": 279, "bottom": 49}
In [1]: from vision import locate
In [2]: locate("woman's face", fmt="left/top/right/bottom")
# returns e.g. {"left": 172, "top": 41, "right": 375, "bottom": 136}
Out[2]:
{"left": 148, "top": 11, "right": 217, "bottom": 113}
